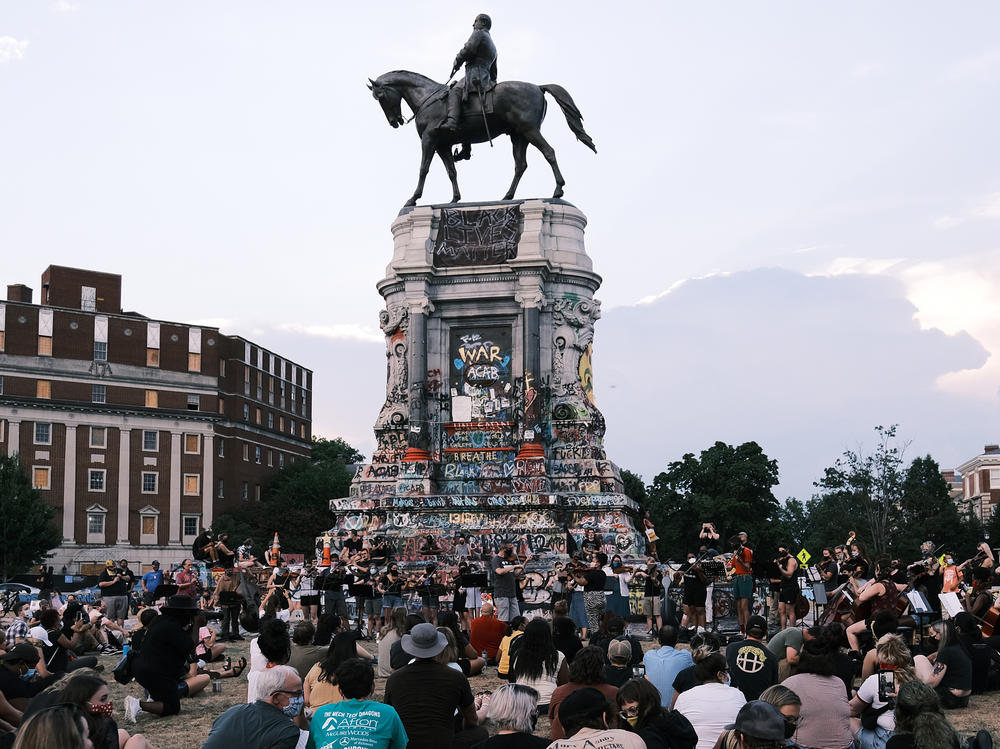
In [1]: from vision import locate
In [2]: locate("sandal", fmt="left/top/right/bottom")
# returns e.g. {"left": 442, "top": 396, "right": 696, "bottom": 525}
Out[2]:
{"left": 230, "top": 656, "right": 247, "bottom": 678}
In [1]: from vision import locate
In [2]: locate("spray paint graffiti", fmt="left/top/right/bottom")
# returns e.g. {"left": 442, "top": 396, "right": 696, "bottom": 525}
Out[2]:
{"left": 451, "top": 327, "right": 513, "bottom": 421}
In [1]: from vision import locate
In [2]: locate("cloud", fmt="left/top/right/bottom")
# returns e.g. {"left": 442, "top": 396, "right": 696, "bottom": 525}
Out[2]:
{"left": 594, "top": 268, "right": 990, "bottom": 501}
{"left": 52, "top": 0, "right": 78, "bottom": 11}
{"left": 275, "top": 322, "right": 383, "bottom": 343}
{"left": 934, "top": 193, "right": 1000, "bottom": 230}
{"left": 0, "top": 37, "right": 28, "bottom": 63}
{"left": 809, "top": 257, "right": 904, "bottom": 277}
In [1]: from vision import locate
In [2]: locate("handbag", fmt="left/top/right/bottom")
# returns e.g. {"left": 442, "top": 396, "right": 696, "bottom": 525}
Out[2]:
{"left": 112, "top": 648, "right": 135, "bottom": 685}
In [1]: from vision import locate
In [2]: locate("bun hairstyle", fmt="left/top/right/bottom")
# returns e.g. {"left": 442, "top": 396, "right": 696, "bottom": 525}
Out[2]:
{"left": 692, "top": 652, "right": 728, "bottom": 684}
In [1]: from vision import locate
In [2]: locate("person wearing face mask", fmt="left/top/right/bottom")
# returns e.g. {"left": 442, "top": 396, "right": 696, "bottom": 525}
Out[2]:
{"left": 308, "top": 658, "right": 407, "bottom": 749}
{"left": 775, "top": 547, "right": 799, "bottom": 631}
{"left": 817, "top": 549, "right": 839, "bottom": 595}
{"left": 673, "top": 652, "right": 747, "bottom": 749}
{"left": 604, "top": 555, "right": 632, "bottom": 618}
{"left": 939, "top": 553, "right": 962, "bottom": 594}
{"left": 0, "top": 644, "right": 54, "bottom": 712}
{"left": 58, "top": 674, "right": 152, "bottom": 749}
{"left": 202, "top": 664, "right": 305, "bottom": 749}
{"left": 678, "top": 552, "right": 708, "bottom": 635}
{"left": 3, "top": 604, "right": 32, "bottom": 649}
{"left": 712, "top": 697, "right": 791, "bottom": 749}
{"left": 616, "top": 677, "right": 697, "bottom": 749}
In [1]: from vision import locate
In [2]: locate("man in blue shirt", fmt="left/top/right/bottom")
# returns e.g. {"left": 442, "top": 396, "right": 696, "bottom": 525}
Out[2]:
{"left": 642, "top": 625, "right": 694, "bottom": 707}
{"left": 309, "top": 658, "right": 407, "bottom": 749}
{"left": 141, "top": 560, "right": 164, "bottom": 605}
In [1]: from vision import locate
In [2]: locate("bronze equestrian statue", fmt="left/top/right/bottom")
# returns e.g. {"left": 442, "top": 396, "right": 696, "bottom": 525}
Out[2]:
{"left": 368, "top": 14, "right": 596, "bottom": 208}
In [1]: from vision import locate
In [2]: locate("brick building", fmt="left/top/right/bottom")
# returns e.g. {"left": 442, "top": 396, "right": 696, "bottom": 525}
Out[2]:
{"left": 955, "top": 444, "right": 1000, "bottom": 524}
{"left": 0, "top": 266, "right": 312, "bottom": 572}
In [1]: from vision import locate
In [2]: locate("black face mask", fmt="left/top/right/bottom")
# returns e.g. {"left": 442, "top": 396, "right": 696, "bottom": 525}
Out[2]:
{"left": 784, "top": 720, "right": 797, "bottom": 739}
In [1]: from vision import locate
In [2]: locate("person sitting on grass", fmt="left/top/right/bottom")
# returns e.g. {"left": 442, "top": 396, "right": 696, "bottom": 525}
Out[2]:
{"left": 202, "top": 664, "right": 304, "bottom": 749}
{"left": 549, "top": 687, "right": 646, "bottom": 749}
{"left": 59, "top": 672, "right": 153, "bottom": 749}
{"left": 548, "top": 645, "right": 620, "bottom": 740}
{"left": 308, "top": 658, "right": 407, "bottom": 749}
{"left": 10, "top": 702, "right": 92, "bottom": 749}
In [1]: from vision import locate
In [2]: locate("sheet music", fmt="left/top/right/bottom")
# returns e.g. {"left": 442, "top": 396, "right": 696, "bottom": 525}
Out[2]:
{"left": 939, "top": 592, "right": 963, "bottom": 618}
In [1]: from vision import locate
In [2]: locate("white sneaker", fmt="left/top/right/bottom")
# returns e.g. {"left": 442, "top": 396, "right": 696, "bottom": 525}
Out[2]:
{"left": 124, "top": 695, "right": 141, "bottom": 724}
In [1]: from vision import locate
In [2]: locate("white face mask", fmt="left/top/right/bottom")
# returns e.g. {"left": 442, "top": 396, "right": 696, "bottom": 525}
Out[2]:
{"left": 687, "top": 558, "right": 696, "bottom": 564}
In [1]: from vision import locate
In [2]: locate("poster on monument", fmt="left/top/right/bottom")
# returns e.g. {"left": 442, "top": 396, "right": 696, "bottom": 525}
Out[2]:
{"left": 433, "top": 206, "right": 521, "bottom": 267}
{"left": 450, "top": 325, "right": 513, "bottom": 421}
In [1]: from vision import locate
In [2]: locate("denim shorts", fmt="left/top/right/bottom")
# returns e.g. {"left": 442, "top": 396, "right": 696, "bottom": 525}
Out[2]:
{"left": 382, "top": 594, "right": 403, "bottom": 610}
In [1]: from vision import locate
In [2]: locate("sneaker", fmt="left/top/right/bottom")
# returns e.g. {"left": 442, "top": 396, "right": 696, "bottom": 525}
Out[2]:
{"left": 124, "top": 695, "right": 141, "bottom": 725}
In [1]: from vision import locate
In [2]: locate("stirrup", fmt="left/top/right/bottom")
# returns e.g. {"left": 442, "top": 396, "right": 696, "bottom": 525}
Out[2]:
{"left": 438, "top": 118, "right": 457, "bottom": 132}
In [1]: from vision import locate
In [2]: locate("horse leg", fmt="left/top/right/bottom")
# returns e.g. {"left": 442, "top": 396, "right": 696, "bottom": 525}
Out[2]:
{"left": 524, "top": 128, "right": 566, "bottom": 199}
{"left": 435, "top": 144, "right": 461, "bottom": 204}
{"left": 502, "top": 135, "right": 529, "bottom": 201}
{"left": 405, "top": 138, "right": 436, "bottom": 208}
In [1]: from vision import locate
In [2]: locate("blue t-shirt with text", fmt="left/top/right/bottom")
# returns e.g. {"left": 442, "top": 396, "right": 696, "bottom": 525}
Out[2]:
{"left": 308, "top": 699, "right": 407, "bottom": 749}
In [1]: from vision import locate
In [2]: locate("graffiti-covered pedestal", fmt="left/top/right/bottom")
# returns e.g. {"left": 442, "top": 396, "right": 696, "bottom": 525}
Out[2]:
{"left": 324, "top": 199, "right": 642, "bottom": 570}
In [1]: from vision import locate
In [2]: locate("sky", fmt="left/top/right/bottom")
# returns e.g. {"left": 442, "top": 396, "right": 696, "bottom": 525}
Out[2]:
{"left": 3, "top": 2, "right": 1000, "bottom": 503}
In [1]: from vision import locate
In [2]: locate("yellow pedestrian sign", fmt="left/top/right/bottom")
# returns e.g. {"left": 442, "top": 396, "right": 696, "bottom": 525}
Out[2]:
{"left": 797, "top": 548, "right": 811, "bottom": 565}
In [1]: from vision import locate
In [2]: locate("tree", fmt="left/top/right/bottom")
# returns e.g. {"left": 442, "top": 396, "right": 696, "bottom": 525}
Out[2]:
{"left": 0, "top": 455, "right": 62, "bottom": 580}
{"left": 645, "top": 441, "right": 783, "bottom": 558}
{"left": 894, "top": 455, "right": 967, "bottom": 558}
{"left": 620, "top": 468, "right": 647, "bottom": 506}
{"left": 814, "top": 425, "right": 908, "bottom": 555}
{"left": 213, "top": 436, "right": 363, "bottom": 555}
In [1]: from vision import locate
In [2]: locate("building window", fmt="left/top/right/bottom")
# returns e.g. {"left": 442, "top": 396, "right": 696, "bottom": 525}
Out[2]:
{"left": 38, "top": 336, "right": 52, "bottom": 356}
{"left": 142, "top": 430, "right": 158, "bottom": 451}
{"left": 90, "top": 427, "right": 106, "bottom": 448}
{"left": 92, "top": 384, "right": 106, "bottom": 404}
{"left": 184, "top": 434, "right": 200, "bottom": 454}
{"left": 183, "top": 474, "right": 200, "bottom": 496}
{"left": 33, "top": 466, "right": 51, "bottom": 490}
{"left": 86, "top": 508, "right": 106, "bottom": 542}
{"left": 255, "top": 484, "right": 262, "bottom": 501}
{"left": 279, "top": 416, "right": 285, "bottom": 432}
{"left": 242, "top": 404, "right": 249, "bottom": 421}
{"left": 217, "top": 439, "right": 225, "bottom": 458}
{"left": 37, "top": 380, "right": 51, "bottom": 399}
{"left": 93, "top": 341, "right": 107, "bottom": 361}
{"left": 88, "top": 469, "right": 106, "bottom": 492}
{"left": 182, "top": 515, "right": 200, "bottom": 543}
{"left": 187, "top": 394, "right": 199, "bottom": 411}
{"left": 254, "top": 446, "right": 261, "bottom": 464}
{"left": 188, "top": 352, "right": 201, "bottom": 372}
{"left": 255, "top": 408, "right": 261, "bottom": 425}
{"left": 279, "top": 453, "right": 284, "bottom": 468}
{"left": 267, "top": 449, "right": 273, "bottom": 467}
{"left": 146, "top": 348, "right": 159, "bottom": 367}
{"left": 0, "top": 376, "right": 3, "bottom": 394}
{"left": 139, "top": 512, "right": 158, "bottom": 544}
{"left": 267, "top": 413, "right": 274, "bottom": 429}
{"left": 141, "top": 472, "right": 157, "bottom": 493}
{"left": 220, "top": 360, "right": 226, "bottom": 377}
{"left": 290, "top": 419, "right": 295, "bottom": 435}
{"left": 0, "top": 331, "right": 5, "bottom": 351}
{"left": 218, "top": 398, "right": 224, "bottom": 414}
{"left": 81, "top": 286, "right": 97, "bottom": 311}
{"left": 241, "top": 482, "right": 248, "bottom": 501}
{"left": 300, "top": 424, "right": 306, "bottom": 439}
{"left": 34, "top": 422, "right": 51, "bottom": 445}
{"left": 145, "top": 390, "right": 158, "bottom": 408}
{"left": 242, "top": 442, "right": 249, "bottom": 461}
{"left": 217, "top": 478, "right": 224, "bottom": 499}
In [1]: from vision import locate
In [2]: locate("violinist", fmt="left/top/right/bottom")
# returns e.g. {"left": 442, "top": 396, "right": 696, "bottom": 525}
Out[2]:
{"left": 775, "top": 545, "right": 799, "bottom": 631}
{"left": 677, "top": 551, "right": 708, "bottom": 634}
{"left": 728, "top": 531, "right": 754, "bottom": 635}
{"left": 817, "top": 548, "right": 840, "bottom": 594}
{"left": 848, "top": 540, "right": 871, "bottom": 583}
{"left": 634, "top": 558, "right": 664, "bottom": 634}
{"left": 581, "top": 528, "right": 601, "bottom": 562}
{"left": 964, "top": 567, "right": 994, "bottom": 620}
{"left": 417, "top": 563, "right": 441, "bottom": 623}
{"left": 834, "top": 545, "right": 850, "bottom": 586}
{"left": 910, "top": 540, "right": 943, "bottom": 614}
{"left": 605, "top": 554, "right": 633, "bottom": 617}
{"left": 369, "top": 535, "right": 391, "bottom": 567}
{"left": 379, "top": 563, "right": 405, "bottom": 621}
{"left": 941, "top": 552, "right": 962, "bottom": 594}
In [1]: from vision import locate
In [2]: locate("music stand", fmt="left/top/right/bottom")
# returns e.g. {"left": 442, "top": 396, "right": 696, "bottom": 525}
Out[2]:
{"left": 152, "top": 583, "right": 178, "bottom": 600}
{"left": 459, "top": 574, "right": 488, "bottom": 588}
{"left": 348, "top": 583, "right": 374, "bottom": 600}
{"left": 811, "top": 582, "right": 828, "bottom": 625}
{"left": 908, "top": 590, "right": 933, "bottom": 649}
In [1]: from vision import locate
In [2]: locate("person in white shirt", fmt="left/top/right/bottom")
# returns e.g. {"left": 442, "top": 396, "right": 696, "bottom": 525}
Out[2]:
{"left": 673, "top": 652, "right": 746, "bottom": 749}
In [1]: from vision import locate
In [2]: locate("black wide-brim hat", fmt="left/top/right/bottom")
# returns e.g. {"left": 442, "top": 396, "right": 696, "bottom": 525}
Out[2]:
{"left": 160, "top": 595, "right": 199, "bottom": 613}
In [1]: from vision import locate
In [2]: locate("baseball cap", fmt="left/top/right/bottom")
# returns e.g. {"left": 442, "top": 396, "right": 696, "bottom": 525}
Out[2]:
{"left": 747, "top": 615, "right": 768, "bottom": 638}
{"left": 608, "top": 639, "right": 632, "bottom": 664}
{"left": 1, "top": 642, "right": 40, "bottom": 665}
{"left": 726, "top": 700, "right": 785, "bottom": 741}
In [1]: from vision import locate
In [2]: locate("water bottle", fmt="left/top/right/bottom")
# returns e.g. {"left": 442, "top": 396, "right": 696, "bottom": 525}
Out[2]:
{"left": 122, "top": 644, "right": 130, "bottom": 658}
{"left": 481, "top": 649, "right": 489, "bottom": 674}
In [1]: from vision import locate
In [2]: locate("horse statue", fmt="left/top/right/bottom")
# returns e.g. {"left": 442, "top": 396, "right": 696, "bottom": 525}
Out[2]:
{"left": 368, "top": 70, "right": 597, "bottom": 207}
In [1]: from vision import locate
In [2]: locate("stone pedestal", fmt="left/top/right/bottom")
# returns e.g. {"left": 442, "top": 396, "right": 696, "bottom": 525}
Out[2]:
{"left": 324, "top": 199, "right": 642, "bottom": 571}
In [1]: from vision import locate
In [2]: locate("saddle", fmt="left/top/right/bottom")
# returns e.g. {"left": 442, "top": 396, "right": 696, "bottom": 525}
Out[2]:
{"left": 450, "top": 81, "right": 495, "bottom": 116}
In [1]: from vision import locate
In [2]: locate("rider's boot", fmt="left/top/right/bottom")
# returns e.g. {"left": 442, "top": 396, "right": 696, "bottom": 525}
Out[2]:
{"left": 438, "top": 87, "right": 462, "bottom": 133}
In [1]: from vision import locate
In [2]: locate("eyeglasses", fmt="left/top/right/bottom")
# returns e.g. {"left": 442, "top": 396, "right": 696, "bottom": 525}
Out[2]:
{"left": 618, "top": 706, "right": 640, "bottom": 719}
{"left": 271, "top": 689, "right": 303, "bottom": 699}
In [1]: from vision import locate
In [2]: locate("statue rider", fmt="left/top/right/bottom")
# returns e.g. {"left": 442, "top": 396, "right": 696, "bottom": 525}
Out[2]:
{"left": 438, "top": 13, "right": 497, "bottom": 134}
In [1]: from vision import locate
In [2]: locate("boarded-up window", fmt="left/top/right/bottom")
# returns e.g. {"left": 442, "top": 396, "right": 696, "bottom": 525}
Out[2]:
{"left": 145, "top": 390, "right": 158, "bottom": 408}
{"left": 184, "top": 434, "right": 200, "bottom": 453}
{"left": 183, "top": 475, "right": 199, "bottom": 495}
{"left": 141, "top": 516, "right": 156, "bottom": 535}
{"left": 33, "top": 467, "right": 51, "bottom": 489}
{"left": 37, "top": 380, "right": 51, "bottom": 398}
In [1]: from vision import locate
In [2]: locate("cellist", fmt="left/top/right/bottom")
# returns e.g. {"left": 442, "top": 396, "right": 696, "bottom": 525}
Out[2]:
{"left": 845, "top": 557, "right": 907, "bottom": 651}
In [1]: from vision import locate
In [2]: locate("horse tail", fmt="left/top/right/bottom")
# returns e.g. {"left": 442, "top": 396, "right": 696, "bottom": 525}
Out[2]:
{"left": 540, "top": 84, "right": 597, "bottom": 153}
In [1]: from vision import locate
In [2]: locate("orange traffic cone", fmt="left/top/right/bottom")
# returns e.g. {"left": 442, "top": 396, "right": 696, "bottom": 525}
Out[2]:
{"left": 321, "top": 533, "right": 332, "bottom": 567}
{"left": 269, "top": 532, "right": 280, "bottom": 567}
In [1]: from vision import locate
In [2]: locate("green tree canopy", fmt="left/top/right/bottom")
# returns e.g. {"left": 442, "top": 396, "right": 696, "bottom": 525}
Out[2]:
{"left": 644, "top": 441, "right": 784, "bottom": 559}
{"left": 0, "top": 455, "right": 62, "bottom": 580}
{"left": 213, "top": 436, "right": 363, "bottom": 555}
